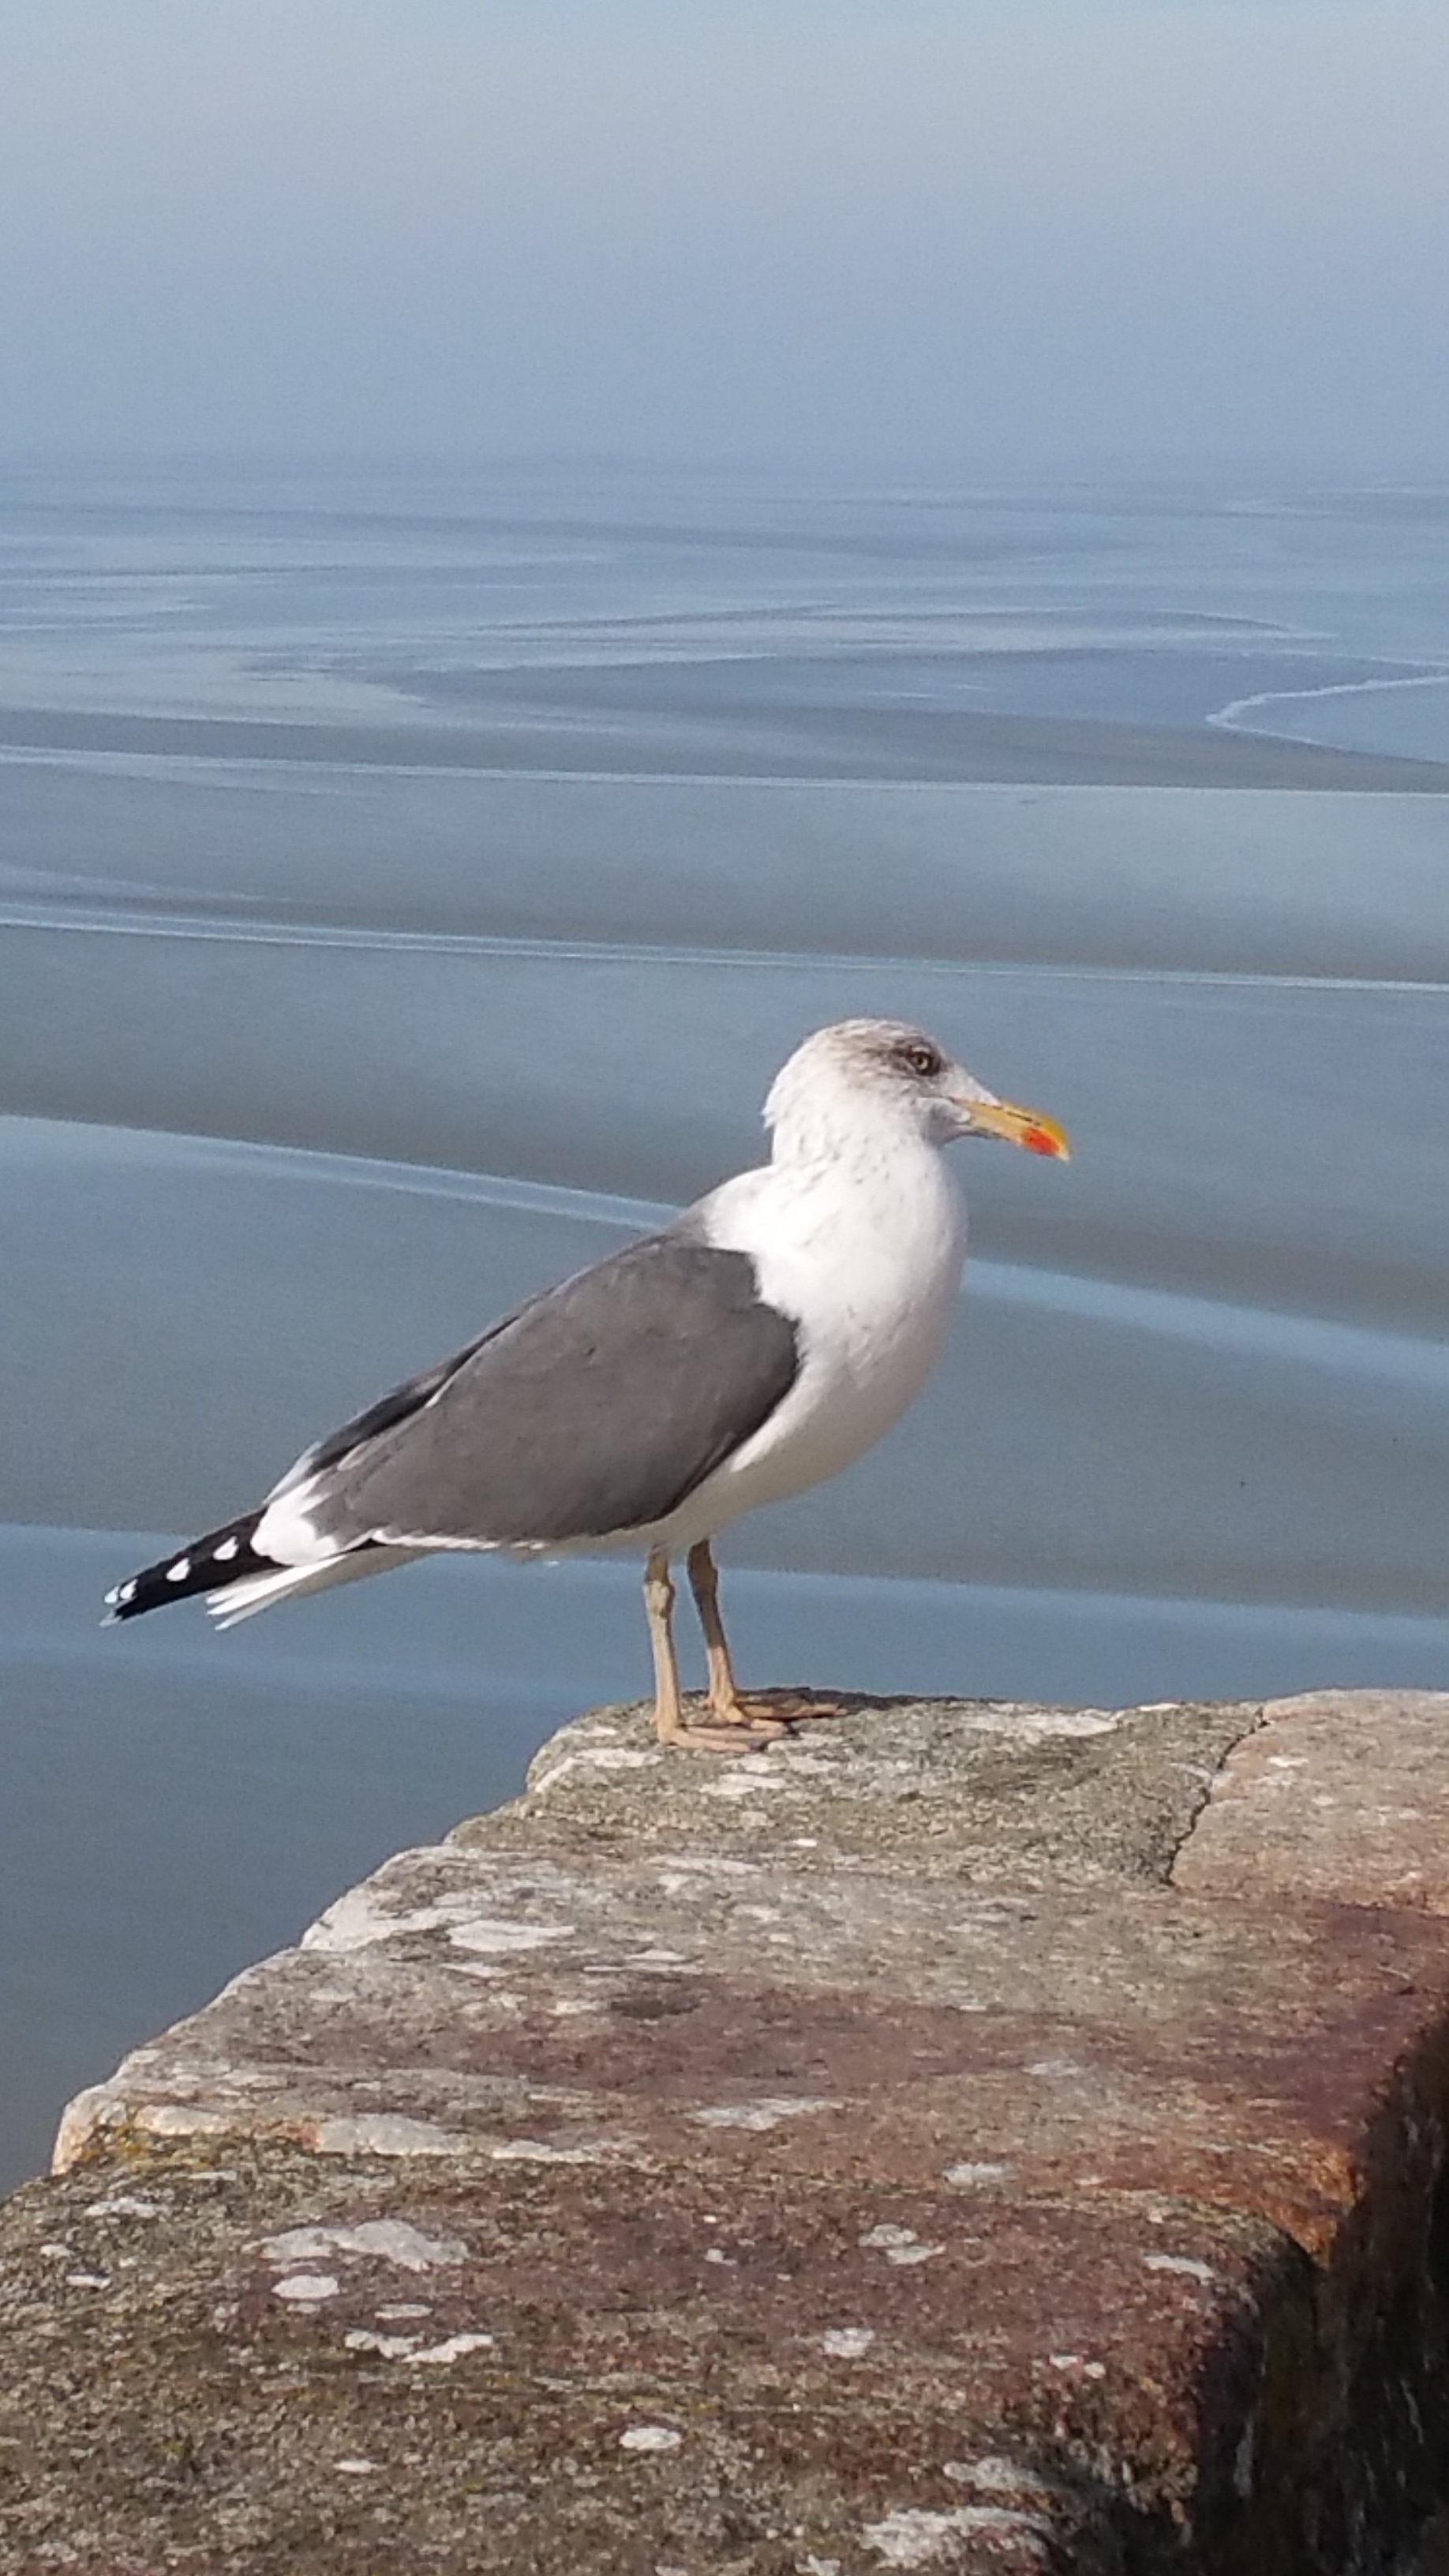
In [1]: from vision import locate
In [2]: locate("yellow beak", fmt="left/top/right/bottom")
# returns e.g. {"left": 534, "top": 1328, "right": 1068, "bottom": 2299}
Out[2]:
{"left": 960, "top": 1097, "right": 1073, "bottom": 1160}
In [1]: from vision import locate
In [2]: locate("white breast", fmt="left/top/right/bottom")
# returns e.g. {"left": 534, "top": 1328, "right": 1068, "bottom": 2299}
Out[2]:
{"left": 670, "top": 1135, "right": 968, "bottom": 1541}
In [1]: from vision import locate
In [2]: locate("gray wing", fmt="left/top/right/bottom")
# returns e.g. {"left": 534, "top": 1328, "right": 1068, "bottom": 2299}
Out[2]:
{"left": 279, "top": 1230, "right": 800, "bottom": 1552}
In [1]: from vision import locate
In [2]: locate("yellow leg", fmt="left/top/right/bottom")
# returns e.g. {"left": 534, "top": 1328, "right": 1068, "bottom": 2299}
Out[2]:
{"left": 687, "top": 1538, "right": 774, "bottom": 1730}
{"left": 643, "top": 1548, "right": 766, "bottom": 1752}
{"left": 686, "top": 1539, "right": 841, "bottom": 1732}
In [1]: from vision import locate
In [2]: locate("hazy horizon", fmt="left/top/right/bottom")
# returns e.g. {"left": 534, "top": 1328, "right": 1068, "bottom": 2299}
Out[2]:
{"left": 6, "top": 444, "right": 1447, "bottom": 477}
{"left": 4, "top": 0, "right": 1447, "bottom": 471}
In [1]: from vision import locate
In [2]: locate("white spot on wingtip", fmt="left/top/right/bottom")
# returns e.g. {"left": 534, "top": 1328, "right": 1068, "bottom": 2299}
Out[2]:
{"left": 214, "top": 1535, "right": 241, "bottom": 1562}
{"left": 164, "top": 1556, "right": 191, "bottom": 1583}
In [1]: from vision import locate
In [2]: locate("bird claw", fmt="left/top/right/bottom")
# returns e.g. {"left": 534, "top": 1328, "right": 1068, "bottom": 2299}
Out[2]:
{"left": 654, "top": 1713, "right": 785, "bottom": 1753}
{"left": 651, "top": 1690, "right": 806, "bottom": 1750}
{"left": 714, "top": 1689, "right": 847, "bottom": 1728}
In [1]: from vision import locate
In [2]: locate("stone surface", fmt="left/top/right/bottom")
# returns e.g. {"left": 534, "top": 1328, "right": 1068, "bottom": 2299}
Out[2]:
{"left": 1174, "top": 1690, "right": 1449, "bottom": 1911}
{"left": 5, "top": 1689, "right": 1449, "bottom": 2573}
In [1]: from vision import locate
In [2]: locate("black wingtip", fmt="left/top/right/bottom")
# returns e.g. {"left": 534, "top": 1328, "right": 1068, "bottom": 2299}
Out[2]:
{"left": 103, "top": 1571, "right": 147, "bottom": 1622}
{"left": 104, "top": 1511, "right": 275, "bottom": 1622}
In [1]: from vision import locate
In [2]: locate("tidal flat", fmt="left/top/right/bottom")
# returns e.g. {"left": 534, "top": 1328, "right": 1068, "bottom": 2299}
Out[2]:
{"left": 3, "top": 459, "right": 1447, "bottom": 2185}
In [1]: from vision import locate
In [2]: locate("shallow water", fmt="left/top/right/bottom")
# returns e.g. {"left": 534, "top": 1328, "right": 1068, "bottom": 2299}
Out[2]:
{"left": 2, "top": 459, "right": 1447, "bottom": 2188}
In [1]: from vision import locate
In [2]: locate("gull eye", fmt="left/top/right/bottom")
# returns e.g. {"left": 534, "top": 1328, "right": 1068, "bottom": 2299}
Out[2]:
{"left": 900, "top": 1039, "right": 944, "bottom": 1080}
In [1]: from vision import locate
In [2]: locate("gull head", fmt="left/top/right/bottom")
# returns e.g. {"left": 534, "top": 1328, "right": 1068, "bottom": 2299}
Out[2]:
{"left": 764, "top": 1019, "right": 1071, "bottom": 1163}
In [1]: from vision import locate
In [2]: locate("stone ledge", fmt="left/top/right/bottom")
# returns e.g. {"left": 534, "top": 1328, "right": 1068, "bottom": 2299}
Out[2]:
{"left": 3, "top": 1690, "right": 1449, "bottom": 2574}
{"left": 1175, "top": 1690, "right": 1449, "bottom": 1910}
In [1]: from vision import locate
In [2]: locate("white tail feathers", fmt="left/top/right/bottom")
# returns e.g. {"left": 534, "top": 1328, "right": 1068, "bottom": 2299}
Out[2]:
{"left": 206, "top": 1546, "right": 415, "bottom": 1629}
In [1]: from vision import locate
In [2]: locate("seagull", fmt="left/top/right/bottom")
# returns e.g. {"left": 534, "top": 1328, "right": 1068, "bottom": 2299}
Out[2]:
{"left": 106, "top": 1020, "right": 1069, "bottom": 1750}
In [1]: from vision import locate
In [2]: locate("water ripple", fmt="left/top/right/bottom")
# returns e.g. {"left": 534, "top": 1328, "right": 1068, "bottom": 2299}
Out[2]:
{"left": 3, "top": 897, "right": 1447, "bottom": 995}
{"left": 21, "top": 1113, "right": 1443, "bottom": 1398}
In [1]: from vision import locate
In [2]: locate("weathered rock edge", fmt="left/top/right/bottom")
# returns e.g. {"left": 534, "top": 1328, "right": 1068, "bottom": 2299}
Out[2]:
{"left": 3, "top": 1688, "right": 1449, "bottom": 2576}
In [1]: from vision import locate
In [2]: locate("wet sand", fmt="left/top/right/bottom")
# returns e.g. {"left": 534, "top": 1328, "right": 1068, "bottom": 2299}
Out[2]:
{"left": 3, "top": 459, "right": 1447, "bottom": 2187}
{"left": 2, "top": 698, "right": 1447, "bottom": 786}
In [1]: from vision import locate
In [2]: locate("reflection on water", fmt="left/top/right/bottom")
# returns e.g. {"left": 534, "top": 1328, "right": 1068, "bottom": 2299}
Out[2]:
{"left": 2, "top": 459, "right": 1447, "bottom": 2188}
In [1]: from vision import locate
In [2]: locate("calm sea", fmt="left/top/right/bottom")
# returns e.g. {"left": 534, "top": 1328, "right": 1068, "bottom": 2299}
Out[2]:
{"left": 3, "top": 457, "right": 1448, "bottom": 2187}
